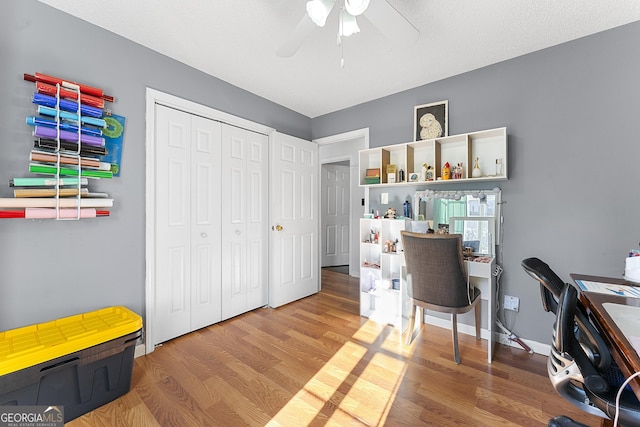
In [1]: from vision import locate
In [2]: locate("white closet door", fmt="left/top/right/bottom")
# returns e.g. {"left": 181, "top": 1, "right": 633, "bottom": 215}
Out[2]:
{"left": 245, "top": 129, "right": 269, "bottom": 311}
{"left": 221, "top": 125, "right": 268, "bottom": 320}
{"left": 155, "top": 105, "right": 191, "bottom": 343}
{"left": 154, "top": 105, "right": 221, "bottom": 345}
{"left": 189, "top": 115, "right": 222, "bottom": 330}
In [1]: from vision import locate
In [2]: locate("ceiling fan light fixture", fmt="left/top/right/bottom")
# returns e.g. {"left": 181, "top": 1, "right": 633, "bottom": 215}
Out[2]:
{"left": 344, "top": 0, "right": 370, "bottom": 16}
{"left": 306, "top": 0, "right": 335, "bottom": 27}
{"left": 340, "top": 10, "right": 360, "bottom": 37}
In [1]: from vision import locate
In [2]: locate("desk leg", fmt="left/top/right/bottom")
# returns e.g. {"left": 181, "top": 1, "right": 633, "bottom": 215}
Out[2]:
{"left": 487, "top": 273, "right": 496, "bottom": 363}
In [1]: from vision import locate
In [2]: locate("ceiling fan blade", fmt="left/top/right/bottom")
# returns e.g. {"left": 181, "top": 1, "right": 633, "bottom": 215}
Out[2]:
{"left": 363, "top": 0, "right": 419, "bottom": 47}
{"left": 276, "top": 13, "right": 318, "bottom": 57}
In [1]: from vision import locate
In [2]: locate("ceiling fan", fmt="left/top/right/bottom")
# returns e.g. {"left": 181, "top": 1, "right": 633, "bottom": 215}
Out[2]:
{"left": 276, "top": 0, "right": 419, "bottom": 65}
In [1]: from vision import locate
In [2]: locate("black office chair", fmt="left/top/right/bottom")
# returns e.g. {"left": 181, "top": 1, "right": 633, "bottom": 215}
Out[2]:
{"left": 521, "top": 257, "right": 640, "bottom": 426}
{"left": 521, "top": 257, "right": 611, "bottom": 371}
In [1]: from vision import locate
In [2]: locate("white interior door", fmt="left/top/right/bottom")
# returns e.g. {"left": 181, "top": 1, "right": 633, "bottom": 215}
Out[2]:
{"left": 154, "top": 104, "right": 221, "bottom": 345}
{"left": 221, "top": 125, "right": 268, "bottom": 320}
{"left": 321, "top": 163, "right": 350, "bottom": 267}
{"left": 189, "top": 115, "right": 222, "bottom": 330}
{"left": 269, "top": 132, "right": 319, "bottom": 307}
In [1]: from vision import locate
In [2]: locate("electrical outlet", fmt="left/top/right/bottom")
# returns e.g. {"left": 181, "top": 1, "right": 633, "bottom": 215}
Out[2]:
{"left": 504, "top": 295, "right": 520, "bottom": 312}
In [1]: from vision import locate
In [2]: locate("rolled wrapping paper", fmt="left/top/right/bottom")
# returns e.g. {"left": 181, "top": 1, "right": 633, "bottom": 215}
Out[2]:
{"left": 10, "top": 177, "right": 88, "bottom": 187}
{"left": 35, "top": 81, "right": 105, "bottom": 109}
{"left": 35, "top": 138, "right": 108, "bottom": 157}
{"left": 33, "top": 125, "right": 105, "bottom": 147}
{"left": 29, "top": 150, "right": 101, "bottom": 168}
{"left": 25, "top": 208, "right": 97, "bottom": 219}
{"left": 0, "top": 211, "right": 26, "bottom": 218}
{"left": 31, "top": 72, "right": 108, "bottom": 99}
{"left": 0, "top": 198, "right": 113, "bottom": 208}
{"left": 32, "top": 93, "right": 103, "bottom": 118}
{"left": 38, "top": 106, "right": 106, "bottom": 128}
{"left": 29, "top": 163, "right": 113, "bottom": 179}
{"left": 0, "top": 209, "right": 109, "bottom": 219}
{"left": 26, "top": 116, "right": 102, "bottom": 137}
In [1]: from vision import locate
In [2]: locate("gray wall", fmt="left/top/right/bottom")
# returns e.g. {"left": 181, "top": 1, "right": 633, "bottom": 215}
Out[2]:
{"left": 313, "top": 21, "right": 640, "bottom": 344}
{"left": 0, "top": 1, "right": 310, "bottom": 330}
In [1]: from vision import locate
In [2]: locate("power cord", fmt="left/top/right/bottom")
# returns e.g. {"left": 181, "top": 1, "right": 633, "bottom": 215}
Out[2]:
{"left": 613, "top": 370, "right": 640, "bottom": 426}
{"left": 492, "top": 262, "right": 532, "bottom": 353}
{"left": 496, "top": 318, "right": 533, "bottom": 354}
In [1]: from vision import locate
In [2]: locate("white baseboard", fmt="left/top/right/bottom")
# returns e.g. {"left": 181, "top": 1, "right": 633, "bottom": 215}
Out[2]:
{"left": 424, "top": 314, "right": 550, "bottom": 356}
{"left": 134, "top": 343, "right": 146, "bottom": 358}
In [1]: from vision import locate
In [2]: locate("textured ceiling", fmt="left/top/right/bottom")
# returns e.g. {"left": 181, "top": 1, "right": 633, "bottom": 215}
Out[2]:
{"left": 38, "top": 0, "right": 640, "bottom": 118}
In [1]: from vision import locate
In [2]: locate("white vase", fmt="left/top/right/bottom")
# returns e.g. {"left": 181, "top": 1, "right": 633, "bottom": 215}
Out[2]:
{"left": 472, "top": 158, "right": 481, "bottom": 178}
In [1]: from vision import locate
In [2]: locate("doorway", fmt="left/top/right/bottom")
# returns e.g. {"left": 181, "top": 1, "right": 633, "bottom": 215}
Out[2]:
{"left": 321, "top": 161, "right": 350, "bottom": 269}
{"left": 317, "top": 128, "right": 369, "bottom": 278}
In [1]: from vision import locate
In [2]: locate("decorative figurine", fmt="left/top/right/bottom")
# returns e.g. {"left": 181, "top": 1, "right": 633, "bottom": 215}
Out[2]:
{"left": 442, "top": 162, "right": 451, "bottom": 180}
{"left": 423, "top": 162, "right": 434, "bottom": 181}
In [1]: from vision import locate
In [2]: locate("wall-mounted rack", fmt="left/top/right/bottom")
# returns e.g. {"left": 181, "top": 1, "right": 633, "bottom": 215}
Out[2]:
{"left": 0, "top": 72, "right": 117, "bottom": 220}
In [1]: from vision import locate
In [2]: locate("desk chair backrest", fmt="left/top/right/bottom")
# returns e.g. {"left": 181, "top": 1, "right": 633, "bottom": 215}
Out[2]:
{"left": 521, "top": 257, "right": 611, "bottom": 371}
{"left": 521, "top": 257, "right": 564, "bottom": 314}
{"left": 401, "top": 232, "right": 470, "bottom": 307}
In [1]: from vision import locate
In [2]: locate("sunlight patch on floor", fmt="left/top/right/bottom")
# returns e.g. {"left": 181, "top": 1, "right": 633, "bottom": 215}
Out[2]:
{"left": 267, "top": 322, "right": 413, "bottom": 426}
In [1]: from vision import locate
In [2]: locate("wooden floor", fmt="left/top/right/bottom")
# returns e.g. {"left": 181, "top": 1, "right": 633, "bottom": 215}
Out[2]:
{"left": 68, "top": 269, "right": 601, "bottom": 426}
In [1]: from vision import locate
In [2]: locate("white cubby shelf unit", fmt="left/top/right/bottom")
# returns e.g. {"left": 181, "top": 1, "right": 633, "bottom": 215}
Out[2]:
{"left": 359, "top": 127, "right": 507, "bottom": 187}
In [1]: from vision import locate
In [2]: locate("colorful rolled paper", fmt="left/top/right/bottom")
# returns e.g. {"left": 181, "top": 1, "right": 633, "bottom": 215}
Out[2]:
{"left": 29, "top": 150, "right": 102, "bottom": 168}
{"left": 26, "top": 116, "right": 102, "bottom": 137}
{"left": 25, "top": 208, "right": 97, "bottom": 219}
{"left": 38, "top": 106, "right": 106, "bottom": 128}
{"left": 0, "top": 209, "right": 110, "bottom": 219}
{"left": 10, "top": 177, "right": 88, "bottom": 187}
{"left": 24, "top": 72, "right": 114, "bottom": 102}
{"left": 32, "top": 93, "right": 103, "bottom": 118}
{"left": 0, "top": 198, "right": 113, "bottom": 208}
{"left": 35, "top": 81, "right": 105, "bottom": 109}
{"left": 29, "top": 163, "right": 113, "bottom": 179}
{"left": 15, "top": 188, "right": 89, "bottom": 198}
{"left": 33, "top": 125, "right": 105, "bottom": 147}
{"left": 34, "top": 139, "right": 107, "bottom": 157}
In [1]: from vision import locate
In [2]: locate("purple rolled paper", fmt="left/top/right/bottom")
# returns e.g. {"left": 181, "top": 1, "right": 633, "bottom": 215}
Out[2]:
{"left": 33, "top": 125, "right": 105, "bottom": 147}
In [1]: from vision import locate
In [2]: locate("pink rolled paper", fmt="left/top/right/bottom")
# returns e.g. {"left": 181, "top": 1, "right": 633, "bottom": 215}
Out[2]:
{"left": 33, "top": 125, "right": 105, "bottom": 147}
{"left": 25, "top": 208, "right": 97, "bottom": 219}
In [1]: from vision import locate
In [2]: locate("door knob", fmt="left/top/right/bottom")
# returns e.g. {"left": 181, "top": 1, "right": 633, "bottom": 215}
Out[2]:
{"left": 201, "top": 232, "right": 208, "bottom": 238}
{"left": 272, "top": 224, "right": 283, "bottom": 231}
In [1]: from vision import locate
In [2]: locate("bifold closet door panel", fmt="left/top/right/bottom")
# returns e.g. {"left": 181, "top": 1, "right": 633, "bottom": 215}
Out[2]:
{"left": 189, "top": 115, "right": 223, "bottom": 330}
{"left": 153, "top": 104, "right": 222, "bottom": 345}
{"left": 154, "top": 105, "right": 193, "bottom": 343}
{"left": 220, "top": 124, "right": 268, "bottom": 320}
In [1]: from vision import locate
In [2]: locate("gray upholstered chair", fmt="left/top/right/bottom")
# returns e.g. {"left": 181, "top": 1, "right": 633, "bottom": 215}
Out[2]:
{"left": 401, "top": 231, "right": 481, "bottom": 364}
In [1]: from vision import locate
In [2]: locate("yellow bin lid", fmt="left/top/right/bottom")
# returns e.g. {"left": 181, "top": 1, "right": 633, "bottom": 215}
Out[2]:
{"left": 0, "top": 306, "right": 142, "bottom": 376}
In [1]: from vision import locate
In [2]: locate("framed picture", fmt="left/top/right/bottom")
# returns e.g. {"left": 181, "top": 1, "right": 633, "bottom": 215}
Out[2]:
{"left": 408, "top": 172, "right": 419, "bottom": 182}
{"left": 414, "top": 100, "right": 448, "bottom": 140}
